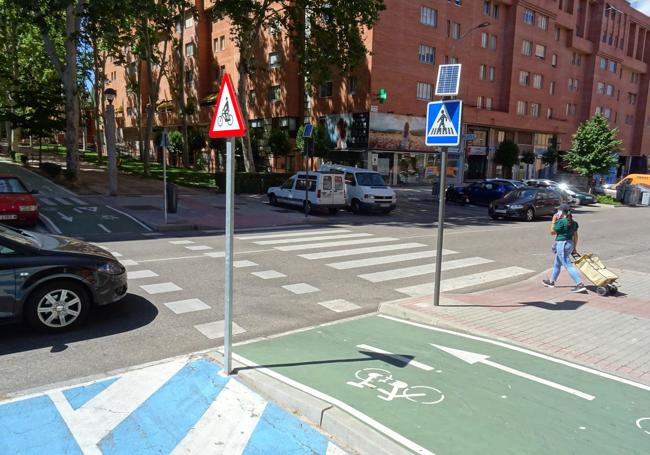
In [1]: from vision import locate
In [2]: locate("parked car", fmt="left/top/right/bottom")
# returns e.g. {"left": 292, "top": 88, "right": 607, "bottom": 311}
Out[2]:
{"left": 0, "top": 225, "right": 128, "bottom": 332}
{"left": 447, "top": 179, "right": 523, "bottom": 206}
{"left": 267, "top": 171, "right": 347, "bottom": 214}
{"left": 0, "top": 175, "right": 39, "bottom": 227}
{"left": 489, "top": 187, "right": 562, "bottom": 221}
{"left": 319, "top": 165, "right": 396, "bottom": 214}
{"left": 524, "top": 179, "right": 579, "bottom": 205}
{"left": 562, "top": 184, "right": 597, "bottom": 205}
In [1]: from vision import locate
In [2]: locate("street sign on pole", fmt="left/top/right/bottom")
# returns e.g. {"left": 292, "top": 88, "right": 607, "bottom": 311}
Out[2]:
{"left": 209, "top": 74, "right": 246, "bottom": 375}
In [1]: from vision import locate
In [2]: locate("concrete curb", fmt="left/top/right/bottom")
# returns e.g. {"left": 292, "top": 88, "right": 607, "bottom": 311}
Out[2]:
{"left": 204, "top": 351, "right": 413, "bottom": 455}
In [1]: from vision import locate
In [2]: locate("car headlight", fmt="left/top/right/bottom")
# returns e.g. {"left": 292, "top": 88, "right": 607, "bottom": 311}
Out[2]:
{"left": 509, "top": 204, "right": 524, "bottom": 209}
{"left": 19, "top": 205, "right": 38, "bottom": 212}
{"left": 363, "top": 194, "right": 375, "bottom": 200}
{"left": 98, "top": 261, "right": 125, "bottom": 275}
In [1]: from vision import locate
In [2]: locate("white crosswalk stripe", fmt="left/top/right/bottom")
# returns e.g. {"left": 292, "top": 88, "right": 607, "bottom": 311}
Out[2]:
{"left": 237, "top": 228, "right": 349, "bottom": 240}
{"left": 37, "top": 197, "right": 57, "bottom": 206}
{"left": 55, "top": 197, "right": 73, "bottom": 206}
{"left": 67, "top": 196, "right": 87, "bottom": 206}
{"left": 299, "top": 242, "right": 428, "bottom": 260}
{"left": 396, "top": 266, "right": 534, "bottom": 297}
{"left": 276, "top": 237, "right": 399, "bottom": 252}
{"left": 254, "top": 233, "right": 373, "bottom": 245}
{"left": 327, "top": 249, "right": 457, "bottom": 270}
{"left": 359, "top": 257, "right": 494, "bottom": 283}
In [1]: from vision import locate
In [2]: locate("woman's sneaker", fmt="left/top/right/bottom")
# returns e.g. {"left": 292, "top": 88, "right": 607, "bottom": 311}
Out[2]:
{"left": 571, "top": 283, "right": 587, "bottom": 293}
{"left": 542, "top": 280, "right": 555, "bottom": 288}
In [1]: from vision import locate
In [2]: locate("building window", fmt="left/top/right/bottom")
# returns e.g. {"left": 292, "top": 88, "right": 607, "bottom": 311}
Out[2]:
{"left": 602, "top": 107, "right": 611, "bottom": 119}
{"left": 571, "top": 52, "right": 582, "bottom": 66}
{"left": 418, "top": 44, "right": 435, "bottom": 64}
{"left": 566, "top": 103, "right": 577, "bottom": 116}
{"left": 597, "top": 82, "right": 605, "bottom": 94}
{"left": 481, "top": 32, "right": 488, "bottom": 48}
{"left": 533, "top": 74, "right": 543, "bottom": 89}
{"left": 485, "top": 97, "right": 492, "bottom": 110}
{"left": 555, "top": 26, "right": 561, "bottom": 41}
{"left": 535, "top": 44, "right": 546, "bottom": 59}
{"left": 220, "top": 36, "right": 225, "bottom": 51}
{"left": 477, "top": 96, "right": 484, "bottom": 108}
{"left": 184, "top": 12, "right": 194, "bottom": 29}
{"left": 551, "top": 53, "right": 557, "bottom": 67}
{"left": 319, "top": 81, "right": 333, "bottom": 98}
{"left": 416, "top": 82, "right": 432, "bottom": 100}
{"left": 269, "top": 85, "right": 281, "bottom": 102}
{"left": 185, "top": 43, "right": 194, "bottom": 57}
{"left": 483, "top": 0, "right": 491, "bottom": 16}
{"left": 537, "top": 15, "right": 548, "bottom": 30}
{"left": 595, "top": 106, "right": 601, "bottom": 115}
{"left": 531, "top": 103, "right": 540, "bottom": 117}
{"left": 549, "top": 81, "right": 555, "bottom": 95}
{"left": 348, "top": 76, "right": 357, "bottom": 95}
{"left": 489, "top": 66, "right": 495, "bottom": 81}
{"left": 420, "top": 6, "right": 437, "bottom": 27}
{"left": 546, "top": 107, "right": 553, "bottom": 119}
{"left": 268, "top": 52, "right": 281, "bottom": 69}
{"left": 451, "top": 22, "right": 461, "bottom": 39}
{"left": 523, "top": 8, "right": 535, "bottom": 24}
{"left": 493, "top": 4, "right": 499, "bottom": 17}
{"left": 185, "top": 69, "right": 193, "bottom": 84}
{"left": 599, "top": 57, "right": 607, "bottom": 70}
{"left": 519, "top": 70, "right": 530, "bottom": 86}
{"left": 479, "top": 65, "right": 487, "bottom": 80}
{"left": 568, "top": 78, "right": 578, "bottom": 91}
{"left": 608, "top": 61, "right": 617, "bottom": 73}
{"left": 606, "top": 84, "right": 614, "bottom": 96}
{"left": 625, "top": 114, "right": 634, "bottom": 125}
{"left": 517, "top": 100, "right": 527, "bottom": 115}
{"left": 213, "top": 38, "right": 219, "bottom": 52}
{"left": 522, "top": 40, "right": 532, "bottom": 56}
{"left": 629, "top": 93, "right": 637, "bottom": 105}
{"left": 489, "top": 35, "right": 497, "bottom": 50}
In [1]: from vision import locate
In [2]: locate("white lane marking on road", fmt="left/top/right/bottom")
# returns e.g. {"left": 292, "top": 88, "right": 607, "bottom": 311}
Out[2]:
{"left": 164, "top": 298, "right": 211, "bottom": 314}
{"left": 185, "top": 245, "right": 213, "bottom": 251}
{"left": 169, "top": 240, "right": 195, "bottom": 245}
{"left": 282, "top": 283, "right": 320, "bottom": 294}
{"left": 251, "top": 270, "right": 287, "bottom": 280}
{"left": 55, "top": 197, "right": 72, "bottom": 206}
{"left": 298, "top": 242, "right": 428, "bottom": 260}
{"left": 379, "top": 314, "right": 650, "bottom": 393}
{"left": 39, "top": 213, "right": 62, "bottom": 234}
{"left": 234, "top": 260, "right": 258, "bottom": 268}
{"left": 97, "top": 223, "right": 111, "bottom": 233}
{"left": 327, "top": 249, "right": 457, "bottom": 270}
{"left": 396, "top": 266, "right": 533, "bottom": 297}
{"left": 204, "top": 251, "right": 226, "bottom": 258}
{"left": 237, "top": 228, "right": 350, "bottom": 240}
{"left": 170, "top": 379, "right": 267, "bottom": 455}
{"left": 57, "top": 211, "right": 73, "bottom": 222}
{"left": 326, "top": 442, "right": 348, "bottom": 455}
{"left": 67, "top": 196, "right": 87, "bottom": 206}
{"left": 140, "top": 282, "right": 182, "bottom": 294}
{"left": 110, "top": 251, "right": 122, "bottom": 257}
{"left": 317, "top": 299, "right": 361, "bottom": 313}
{"left": 138, "top": 255, "right": 204, "bottom": 263}
{"left": 38, "top": 197, "right": 57, "bottom": 206}
{"left": 127, "top": 270, "right": 159, "bottom": 280}
{"left": 276, "top": 237, "right": 399, "bottom": 252}
{"left": 195, "top": 321, "right": 246, "bottom": 339}
{"left": 232, "top": 353, "right": 435, "bottom": 455}
{"left": 49, "top": 358, "right": 187, "bottom": 455}
{"left": 254, "top": 233, "right": 372, "bottom": 245}
{"left": 106, "top": 205, "right": 153, "bottom": 231}
{"left": 357, "top": 344, "right": 433, "bottom": 371}
{"left": 431, "top": 344, "right": 595, "bottom": 400}
{"left": 360, "top": 257, "right": 494, "bottom": 283}
{"left": 142, "top": 232, "right": 164, "bottom": 236}
{"left": 120, "top": 260, "right": 139, "bottom": 266}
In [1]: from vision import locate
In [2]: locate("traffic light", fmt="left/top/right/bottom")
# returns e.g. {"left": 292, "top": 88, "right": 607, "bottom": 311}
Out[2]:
{"left": 377, "top": 88, "right": 388, "bottom": 104}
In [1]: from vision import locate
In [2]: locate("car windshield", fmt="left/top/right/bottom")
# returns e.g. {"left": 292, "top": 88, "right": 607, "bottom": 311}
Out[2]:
{"left": 0, "top": 225, "right": 41, "bottom": 248}
{"left": 0, "top": 178, "right": 28, "bottom": 193}
{"left": 505, "top": 189, "right": 538, "bottom": 200}
{"left": 355, "top": 172, "right": 386, "bottom": 187}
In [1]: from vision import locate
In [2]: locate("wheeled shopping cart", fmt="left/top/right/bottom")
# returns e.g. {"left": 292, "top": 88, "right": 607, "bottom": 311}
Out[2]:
{"left": 572, "top": 253, "right": 619, "bottom": 296}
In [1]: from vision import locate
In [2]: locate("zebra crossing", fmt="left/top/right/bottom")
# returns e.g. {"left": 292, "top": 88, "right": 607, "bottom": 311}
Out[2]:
{"left": 36, "top": 194, "right": 88, "bottom": 207}
{"left": 238, "top": 227, "right": 534, "bottom": 300}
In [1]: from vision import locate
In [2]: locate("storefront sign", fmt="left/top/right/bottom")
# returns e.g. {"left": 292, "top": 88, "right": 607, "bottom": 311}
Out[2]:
{"left": 468, "top": 146, "right": 487, "bottom": 156}
{"left": 323, "top": 112, "right": 369, "bottom": 150}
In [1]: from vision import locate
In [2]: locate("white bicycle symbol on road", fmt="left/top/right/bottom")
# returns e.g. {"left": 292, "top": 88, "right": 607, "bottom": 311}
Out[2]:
{"left": 347, "top": 368, "right": 444, "bottom": 405}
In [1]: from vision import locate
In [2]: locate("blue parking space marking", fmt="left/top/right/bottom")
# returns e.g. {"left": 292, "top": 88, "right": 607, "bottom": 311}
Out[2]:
{"left": 0, "top": 395, "right": 83, "bottom": 455}
{"left": 62, "top": 377, "right": 119, "bottom": 411}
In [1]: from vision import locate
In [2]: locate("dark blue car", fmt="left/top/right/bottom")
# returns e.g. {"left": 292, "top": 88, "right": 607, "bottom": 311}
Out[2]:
{"left": 447, "top": 179, "right": 524, "bottom": 206}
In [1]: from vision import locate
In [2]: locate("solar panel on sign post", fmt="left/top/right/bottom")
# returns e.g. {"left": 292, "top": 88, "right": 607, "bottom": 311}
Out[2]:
{"left": 435, "top": 64, "right": 462, "bottom": 96}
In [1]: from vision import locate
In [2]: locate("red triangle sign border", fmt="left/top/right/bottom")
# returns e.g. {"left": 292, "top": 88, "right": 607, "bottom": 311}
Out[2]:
{"left": 208, "top": 73, "right": 247, "bottom": 138}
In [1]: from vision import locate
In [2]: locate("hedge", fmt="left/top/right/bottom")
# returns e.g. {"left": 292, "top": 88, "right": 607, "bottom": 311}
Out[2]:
{"left": 214, "top": 172, "right": 294, "bottom": 194}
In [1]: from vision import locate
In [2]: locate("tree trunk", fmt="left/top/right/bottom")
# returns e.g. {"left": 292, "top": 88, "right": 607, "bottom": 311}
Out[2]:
{"left": 178, "top": 9, "right": 190, "bottom": 168}
{"left": 92, "top": 44, "right": 105, "bottom": 160}
{"left": 236, "top": 61, "right": 255, "bottom": 172}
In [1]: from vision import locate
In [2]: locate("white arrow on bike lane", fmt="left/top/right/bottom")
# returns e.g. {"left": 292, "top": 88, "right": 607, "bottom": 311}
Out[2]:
{"left": 431, "top": 344, "right": 595, "bottom": 401}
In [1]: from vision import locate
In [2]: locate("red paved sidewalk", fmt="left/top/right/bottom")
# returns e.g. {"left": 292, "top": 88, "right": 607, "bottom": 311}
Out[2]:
{"left": 380, "top": 268, "right": 650, "bottom": 386}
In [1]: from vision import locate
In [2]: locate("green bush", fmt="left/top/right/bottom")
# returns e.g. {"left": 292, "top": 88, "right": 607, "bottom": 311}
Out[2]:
{"left": 597, "top": 195, "right": 619, "bottom": 205}
{"left": 214, "top": 172, "right": 294, "bottom": 194}
{"left": 20, "top": 154, "right": 28, "bottom": 165}
{"left": 39, "top": 162, "right": 62, "bottom": 177}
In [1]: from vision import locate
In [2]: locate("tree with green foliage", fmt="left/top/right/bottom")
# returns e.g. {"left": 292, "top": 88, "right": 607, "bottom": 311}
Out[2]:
{"left": 494, "top": 139, "right": 520, "bottom": 178}
{"left": 565, "top": 114, "right": 621, "bottom": 191}
{"left": 268, "top": 129, "right": 291, "bottom": 156}
{"left": 211, "top": 0, "right": 385, "bottom": 172}
{"left": 520, "top": 150, "right": 536, "bottom": 165}
{"left": 542, "top": 145, "right": 558, "bottom": 166}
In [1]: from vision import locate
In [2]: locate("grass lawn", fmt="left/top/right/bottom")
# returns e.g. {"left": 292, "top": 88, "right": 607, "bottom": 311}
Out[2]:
{"left": 597, "top": 195, "right": 620, "bottom": 205}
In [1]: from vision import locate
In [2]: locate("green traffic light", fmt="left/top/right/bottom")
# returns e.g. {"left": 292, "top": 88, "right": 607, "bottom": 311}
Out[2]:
{"left": 378, "top": 88, "right": 387, "bottom": 104}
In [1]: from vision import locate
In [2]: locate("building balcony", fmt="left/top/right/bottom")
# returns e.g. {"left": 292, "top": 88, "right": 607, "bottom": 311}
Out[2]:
{"left": 568, "top": 34, "right": 594, "bottom": 54}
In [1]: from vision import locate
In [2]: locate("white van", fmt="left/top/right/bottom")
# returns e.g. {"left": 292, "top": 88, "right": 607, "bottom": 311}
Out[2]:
{"left": 267, "top": 171, "right": 347, "bottom": 214}
{"left": 319, "top": 164, "right": 397, "bottom": 214}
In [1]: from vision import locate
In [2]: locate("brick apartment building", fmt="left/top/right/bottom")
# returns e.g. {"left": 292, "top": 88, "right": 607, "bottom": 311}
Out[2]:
{"left": 105, "top": 0, "right": 650, "bottom": 186}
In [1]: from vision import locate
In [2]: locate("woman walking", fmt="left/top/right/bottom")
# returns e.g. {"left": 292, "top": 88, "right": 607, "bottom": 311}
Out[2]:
{"left": 542, "top": 204, "right": 587, "bottom": 293}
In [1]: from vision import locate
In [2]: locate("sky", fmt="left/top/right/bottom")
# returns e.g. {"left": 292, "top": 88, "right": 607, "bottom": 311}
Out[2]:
{"left": 631, "top": 0, "right": 650, "bottom": 16}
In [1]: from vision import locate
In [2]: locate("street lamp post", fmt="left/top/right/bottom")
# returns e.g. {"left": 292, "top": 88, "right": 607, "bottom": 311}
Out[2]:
{"left": 104, "top": 88, "right": 118, "bottom": 196}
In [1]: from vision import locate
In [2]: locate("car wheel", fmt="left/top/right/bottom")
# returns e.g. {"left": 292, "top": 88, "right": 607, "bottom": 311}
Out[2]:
{"left": 268, "top": 193, "right": 278, "bottom": 206}
{"left": 525, "top": 208, "right": 535, "bottom": 222}
{"left": 351, "top": 199, "right": 361, "bottom": 214}
{"left": 25, "top": 281, "right": 90, "bottom": 332}
{"left": 328, "top": 208, "right": 338, "bottom": 215}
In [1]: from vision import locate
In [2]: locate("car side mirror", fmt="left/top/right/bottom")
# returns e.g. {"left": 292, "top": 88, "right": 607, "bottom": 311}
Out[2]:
{"left": 30, "top": 189, "right": 39, "bottom": 194}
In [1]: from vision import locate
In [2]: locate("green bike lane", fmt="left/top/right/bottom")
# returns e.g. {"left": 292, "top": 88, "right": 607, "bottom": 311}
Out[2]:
{"left": 235, "top": 315, "right": 650, "bottom": 455}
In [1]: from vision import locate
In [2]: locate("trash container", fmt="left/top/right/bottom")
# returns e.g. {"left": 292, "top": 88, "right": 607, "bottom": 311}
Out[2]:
{"left": 639, "top": 184, "right": 650, "bottom": 206}
{"left": 166, "top": 182, "right": 177, "bottom": 213}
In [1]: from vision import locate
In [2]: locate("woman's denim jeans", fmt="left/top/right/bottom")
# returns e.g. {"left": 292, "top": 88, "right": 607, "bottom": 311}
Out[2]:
{"left": 551, "top": 240, "right": 582, "bottom": 285}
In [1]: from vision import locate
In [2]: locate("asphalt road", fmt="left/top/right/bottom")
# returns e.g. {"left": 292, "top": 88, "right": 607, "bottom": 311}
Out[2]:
{"left": 2, "top": 192, "right": 649, "bottom": 395}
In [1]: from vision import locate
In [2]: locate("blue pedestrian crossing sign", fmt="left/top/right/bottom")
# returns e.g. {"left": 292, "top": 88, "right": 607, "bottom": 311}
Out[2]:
{"left": 426, "top": 100, "right": 463, "bottom": 146}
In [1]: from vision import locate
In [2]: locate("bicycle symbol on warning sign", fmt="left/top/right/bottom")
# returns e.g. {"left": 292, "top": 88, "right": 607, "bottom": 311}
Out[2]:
{"left": 347, "top": 368, "right": 444, "bottom": 405}
{"left": 217, "top": 100, "right": 234, "bottom": 127}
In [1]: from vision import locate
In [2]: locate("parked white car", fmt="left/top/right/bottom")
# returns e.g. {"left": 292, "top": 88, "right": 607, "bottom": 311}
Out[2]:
{"left": 267, "top": 172, "right": 346, "bottom": 214}
{"left": 319, "top": 164, "right": 397, "bottom": 214}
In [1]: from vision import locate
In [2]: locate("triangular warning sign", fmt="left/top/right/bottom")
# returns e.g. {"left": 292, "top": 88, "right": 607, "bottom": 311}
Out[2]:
{"left": 428, "top": 104, "right": 457, "bottom": 137}
{"left": 208, "top": 73, "right": 246, "bottom": 138}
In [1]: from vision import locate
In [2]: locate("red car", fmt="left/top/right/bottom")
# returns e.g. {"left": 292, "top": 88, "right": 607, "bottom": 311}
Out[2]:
{"left": 0, "top": 175, "right": 39, "bottom": 227}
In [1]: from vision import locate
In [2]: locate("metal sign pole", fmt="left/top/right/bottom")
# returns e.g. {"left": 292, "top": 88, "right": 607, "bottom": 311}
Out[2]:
{"left": 434, "top": 147, "right": 448, "bottom": 306}
{"left": 304, "top": 138, "right": 310, "bottom": 218}
{"left": 162, "top": 130, "right": 168, "bottom": 224}
{"left": 224, "top": 137, "right": 235, "bottom": 374}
